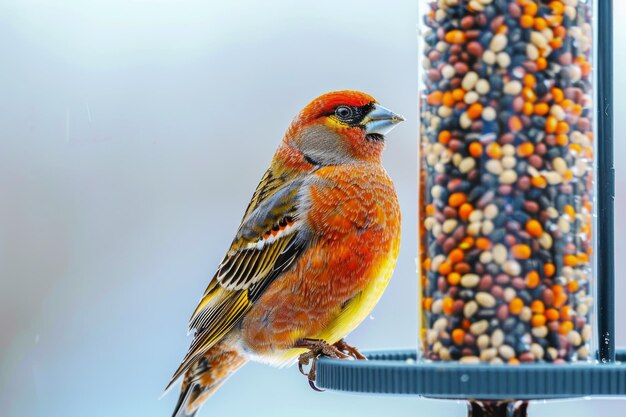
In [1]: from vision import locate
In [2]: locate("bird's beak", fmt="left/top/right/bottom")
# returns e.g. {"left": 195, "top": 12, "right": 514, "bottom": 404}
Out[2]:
{"left": 362, "top": 103, "right": 405, "bottom": 135}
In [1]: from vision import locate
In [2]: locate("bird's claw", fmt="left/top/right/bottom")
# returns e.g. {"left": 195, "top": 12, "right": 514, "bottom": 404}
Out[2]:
{"left": 308, "top": 379, "right": 324, "bottom": 392}
{"left": 295, "top": 338, "right": 352, "bottom": 391}
{"left": 295, "top": 338, "right": 365, "bottom": 392}
{"left": 332, "top": 339, "right": 368, "bottom": 361}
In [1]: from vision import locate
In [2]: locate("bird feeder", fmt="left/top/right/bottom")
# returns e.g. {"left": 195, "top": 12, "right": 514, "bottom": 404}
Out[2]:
{"left": 316, "top": 1, "right": 624, "bottom": 415}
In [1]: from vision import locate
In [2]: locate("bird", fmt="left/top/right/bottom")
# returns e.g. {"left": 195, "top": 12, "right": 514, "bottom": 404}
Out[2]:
{"left": 165, "top": 90, "right": 404, "bottom": 417}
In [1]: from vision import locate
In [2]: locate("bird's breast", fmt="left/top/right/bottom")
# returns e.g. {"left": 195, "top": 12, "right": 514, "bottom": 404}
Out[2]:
{"left": 306, "top": 164, "right": 400, "bottom": 242}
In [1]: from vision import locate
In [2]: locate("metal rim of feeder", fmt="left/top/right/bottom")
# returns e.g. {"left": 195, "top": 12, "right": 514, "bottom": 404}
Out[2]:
{"left": 317, "top": 349, "right": 626, "bottom": 399}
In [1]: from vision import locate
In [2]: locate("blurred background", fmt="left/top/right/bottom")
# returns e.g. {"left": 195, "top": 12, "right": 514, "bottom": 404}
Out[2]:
{"left": 0, "top": 0, "right": 624, "bottom": 416}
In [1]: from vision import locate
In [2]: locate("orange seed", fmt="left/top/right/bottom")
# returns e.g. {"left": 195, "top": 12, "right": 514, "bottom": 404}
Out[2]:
{"left": 512, "top": 244, "right": 532, "bottom": 260}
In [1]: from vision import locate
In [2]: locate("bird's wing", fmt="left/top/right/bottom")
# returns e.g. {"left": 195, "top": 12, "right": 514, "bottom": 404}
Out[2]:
{"left": 166, "top": 173, "right": 310, "bottom": 390}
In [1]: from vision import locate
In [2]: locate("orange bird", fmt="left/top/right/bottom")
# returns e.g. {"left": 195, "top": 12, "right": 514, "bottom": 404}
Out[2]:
{"left": 166, "top": 90, "right": 404, "bottom": 416}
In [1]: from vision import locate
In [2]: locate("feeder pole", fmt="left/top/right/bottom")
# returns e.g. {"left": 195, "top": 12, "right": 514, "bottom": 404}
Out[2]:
{"left": 597, "top": 0, "right": 615, "bottom": 364}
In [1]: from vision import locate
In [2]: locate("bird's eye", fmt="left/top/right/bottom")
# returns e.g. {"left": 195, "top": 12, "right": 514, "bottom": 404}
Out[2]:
{"left": 335, "top": 106, "right": 353, "bottom": 120}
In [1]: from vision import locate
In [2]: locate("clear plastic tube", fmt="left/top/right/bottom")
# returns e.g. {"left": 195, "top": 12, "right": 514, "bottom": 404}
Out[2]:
{"left": 418, "top": 0, "right": 594, "bottom": 364}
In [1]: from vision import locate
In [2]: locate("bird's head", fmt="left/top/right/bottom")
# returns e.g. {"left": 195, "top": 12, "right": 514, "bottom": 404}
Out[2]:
{"left": 284, "top": 90, "right": 404, "bottom": 165}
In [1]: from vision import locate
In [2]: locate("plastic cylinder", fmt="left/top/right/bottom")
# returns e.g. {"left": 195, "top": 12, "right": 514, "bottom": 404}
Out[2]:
{"left": 418, "top": 0, "right": 595, "bottom": 365}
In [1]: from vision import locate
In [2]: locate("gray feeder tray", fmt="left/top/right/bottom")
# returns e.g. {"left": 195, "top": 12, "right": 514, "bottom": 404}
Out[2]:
{"left": 317, "top": 349, "right": 626, "bottom": 400}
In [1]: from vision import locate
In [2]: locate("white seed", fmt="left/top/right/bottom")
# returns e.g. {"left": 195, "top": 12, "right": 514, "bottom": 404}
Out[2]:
{"left": 504, "top": 80, "right": 522, "bottom": 95}
{"left": 480, "top": 348, "right": 498, "bottom": 362}
{"left": 431, "top": 254, "right": 446, "bottom": 272}
{"left": 542, "top": 27, "right": 554, "bottom": 41}
{"left": 482, "top": 50, "right": 496, "bottom": 65}
{"left": 577, "top": 346, "right": 590, "bottom": 360}
{"left": 498, "top": 345, "right": 515, "bottom": 360}
{"left": 476, "top": 292, "right": 497, "bottom": 308}
{"left": 424, "top": 216, "right": 435, "bottom": 231}
{"left": 558, "top": 216, "right": 571, "bottom": 233}
{"left": 438, "top": 105, "right": 453, "bottom": 118}
{"left": 467, "top": 222, "right": 482, "bottom": 236}
{"left": 503, "top": 260, "right": 521, "bottom": 276}
{"left": 575, "top": 159, "right": 589, "bottom": 177}
{"left": 551, "top": 105, "right": 566, "bottom": 121}
{"left": 470, "top": 320, "right": 489, "bottom": 335}
{"left": 547, "top": 347, "right": 558, "bottom": 360}
{"left": 476, "top": 79, "right": 491, "bottom": 95}
{"left": 544, "top": 171, "right": 563, "bottom": 185}
{"left": 532, "top": 326, "right": 549, "bottom": 338}
{"left": 492, "top": 244, "right": 507, "bottom": 264}
{"left": 531, "top": 31, "right": 548, "bottom": 48}
{"left": 527, "top": 43, "right": 539, "bottom": 60}
{"left": 482, "top": 106, "right": 497, "bottom": 121}
{"left": 499, "top": 170, "right": 518, "bottom": 185}
{"left": 491, "top": 329, "right": 504, "bottom": 348}
{"left": 565, "top": 5, "right": 577, "bottom": 20}
{"left": 468, "top": 0, "right": 484, "bottom": 11}
{"left": 546, "top": 207, "right": 559, "bottom": 219}
{"left": 570, "top": 64, "right": 582, "bottom": 82}
{"left": 479, "top": 251, "right": 493, "bottom": 264}
{"left": 502, "top": 156, "right": 517, "bottom": 169}
{"left": 477, "top": 334, "right": 491, "bottom": 350}
{"left": 426, "top": 329, "right": 438, "bottom": 345}
{"left": 490, "top": 34, "right": 508, "bottom": 52}
{"left": 497, "top": 52, "right": 511, "bottom": 68}
{"left": 461, "top": 274, "right": 480, "bottom": 288}
{"left": 562, "top": 266, "right": 574, "bottom": 279}
{"left": 568, "top": 331, "right": 582, "bottom": 347}
{"left": 481, "top": 220, "right": 494, "bottom": 235}
{"left": 459, "top": 157, "right": 476, "bottom": 174}
{"left": 519, "top": 306, "right": 532, "bottom": 322}
{"left": 502, "top": 144, "right": 516, "bottom": 156}
{"left": 462, "top": 72, "right": 479, "bottom": 91}
{"left": 460, "top": 355, "right": 481, "bottom": 364}
{"left": 434, "top": 9, "right": 447, "bottom": 22}
{"left": 531, "top": 343, "right": 545, "bottom": 359}
{"left": 459, "top": 112, "right": 472, "bottom": 129}
{"left": 503, "top": 287, "right": 517, "bottom": 303}
{"left": 433, "top": 317, "right": 448, "bottom": 331}
{"left": 464, "top": 300, "right": 479, "bottom": 318}
{"left": 442, "top": 219, "right": 458, "bottom": 234}
{"left": 441, "top": 64, "right": 455, "bottom": 79}
{"left": 483, "top": 203, "right": 499, "bottom": 219}
{"left": 431, "top": 298, "right": 443, "bottom": 314}
{"left": 464, "top": 91, "right": 480, "bottom": 104}
{"left": 439, "top": 347, "right": 451, "bottom": 360}
{"left": 452, "top": 153, "right": 463, "bottom": 167}
{"left": 431, "top": 185, "right": 443, "bottom": 199}
{"left": 539, "top": 232, "right": 553, "bottom": 249}
{"left": 485, "top": 158, "right": 503, "bottom": 174}
{"left": 432, "top": 222, "right": 442, "bottom": 238}
{"left": 469, "top": 209, "right": 483, "bottom": 223}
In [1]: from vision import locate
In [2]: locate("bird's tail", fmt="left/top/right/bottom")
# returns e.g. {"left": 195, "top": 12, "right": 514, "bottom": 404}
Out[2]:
{"left": 171, "top": 341, "right": 247, "bottom": 417}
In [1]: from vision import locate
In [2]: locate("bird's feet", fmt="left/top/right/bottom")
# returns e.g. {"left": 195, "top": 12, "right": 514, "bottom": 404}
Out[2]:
{"left": 294, "top": 338, "right": 366, "bottom": 391}
{"left": 332, "top": 338, "right": 367, "bottom": 361}
{"left": 295, "top": 338, "right": 350, "bottom": 391}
